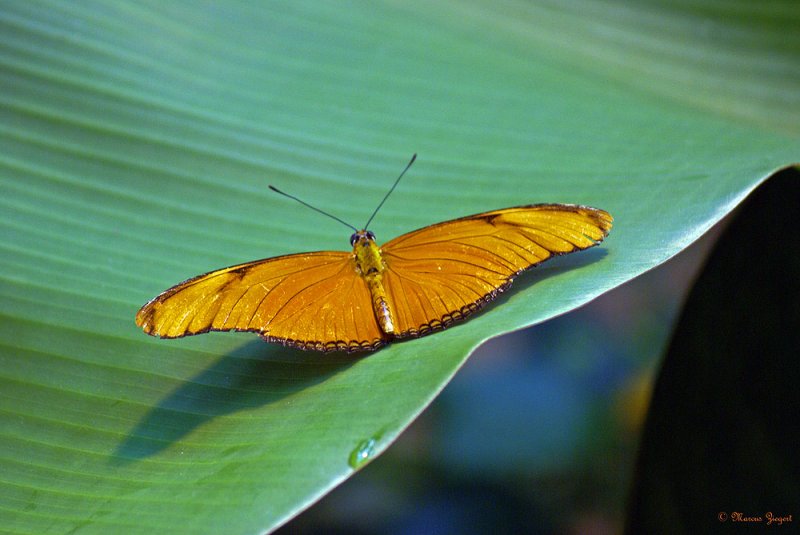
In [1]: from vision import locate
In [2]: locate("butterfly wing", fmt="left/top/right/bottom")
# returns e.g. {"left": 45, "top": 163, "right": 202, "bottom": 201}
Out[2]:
{"left": 135, "top": 251, "right": 387, "bottom": 352}
{"left": 380, "top": 204, "right": 613, "bottom": 337}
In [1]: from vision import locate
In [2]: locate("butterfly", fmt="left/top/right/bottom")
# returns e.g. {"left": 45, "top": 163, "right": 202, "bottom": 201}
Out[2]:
{"left": 136, "top": 155, "right": 613, "bottom": 352}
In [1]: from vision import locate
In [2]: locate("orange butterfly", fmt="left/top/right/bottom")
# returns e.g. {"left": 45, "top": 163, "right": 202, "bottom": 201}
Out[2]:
{"left": 136, "top": 155, "right": 612, "bottom": 352}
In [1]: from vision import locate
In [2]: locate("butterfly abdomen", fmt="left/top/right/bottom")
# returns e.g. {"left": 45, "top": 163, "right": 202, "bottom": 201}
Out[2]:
{"left": 369, "top": 284, "right": 395, "bottom": 335}
{"left": 352, "top": 230, "right": 396, "bottom": 336}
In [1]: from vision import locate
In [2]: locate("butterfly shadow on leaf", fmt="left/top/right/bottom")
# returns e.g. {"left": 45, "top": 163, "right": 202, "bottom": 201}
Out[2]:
{"left": 110, "top": 341, "right": 359, "bottom": 465}
{"left": 485, "top": 246, "right": 610, "bottom": 310}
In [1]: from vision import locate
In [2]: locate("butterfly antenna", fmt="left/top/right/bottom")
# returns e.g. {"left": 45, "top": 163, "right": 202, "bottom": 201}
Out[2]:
{"left": 269, "top": 185, "right": 358, "bottom": 232}
{"left": 364, "top": 153, "right": 417, "bottom": 230}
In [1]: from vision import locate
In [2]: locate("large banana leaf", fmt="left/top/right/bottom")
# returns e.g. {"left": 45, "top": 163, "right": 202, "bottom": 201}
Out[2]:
{"left": 1, "top": 1, "right": 797, "bottom": 533}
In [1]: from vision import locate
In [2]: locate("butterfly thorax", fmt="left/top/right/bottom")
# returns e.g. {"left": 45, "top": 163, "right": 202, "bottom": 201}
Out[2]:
{"left": 351, "top": 229, "right": 395, "bottom": 336}
{"left": 351, "top": 230, "right": 383, "bottom": 275}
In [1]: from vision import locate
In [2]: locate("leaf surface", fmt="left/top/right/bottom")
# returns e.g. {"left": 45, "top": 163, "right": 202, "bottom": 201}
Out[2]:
{"left": 0, "top": 1, "right": 797, "bottom": 533}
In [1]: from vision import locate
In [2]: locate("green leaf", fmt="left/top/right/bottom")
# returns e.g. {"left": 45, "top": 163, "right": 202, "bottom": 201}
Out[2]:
{"left": 1, "top": 1, "right": 797, "bottom": 534}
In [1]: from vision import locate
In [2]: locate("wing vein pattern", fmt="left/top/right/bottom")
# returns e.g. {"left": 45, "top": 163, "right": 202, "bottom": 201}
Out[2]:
{"left": 381, "top": 204, "right": 612, "bottom": 337}
{"left": 136, "top": 251, "right": 387, "bottom": 352}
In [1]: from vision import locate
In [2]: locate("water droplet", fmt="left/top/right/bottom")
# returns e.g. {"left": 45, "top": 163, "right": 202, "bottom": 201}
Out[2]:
{"left": 348, "top": 438, "right": 376, "bottom": 469}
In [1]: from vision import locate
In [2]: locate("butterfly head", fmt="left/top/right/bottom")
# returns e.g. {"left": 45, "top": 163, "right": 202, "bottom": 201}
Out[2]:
{"left": 350, "top": 230, "right": 376, "bottom": 247}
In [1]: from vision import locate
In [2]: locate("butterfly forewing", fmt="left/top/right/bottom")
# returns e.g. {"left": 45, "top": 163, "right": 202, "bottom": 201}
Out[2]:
{"left": 381, "top": 204, "right": 612, "bottom": 338}
{"left": 136, "top": 251, "right": 387, "bottom": 351}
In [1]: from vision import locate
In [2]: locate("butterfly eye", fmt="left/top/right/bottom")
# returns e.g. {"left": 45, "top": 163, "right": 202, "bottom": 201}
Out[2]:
{"left": 349, "top": 232, "right": 359, "bottom": 246}
{"left": 366, "top": 231, "right": 375, "bottom": 241}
